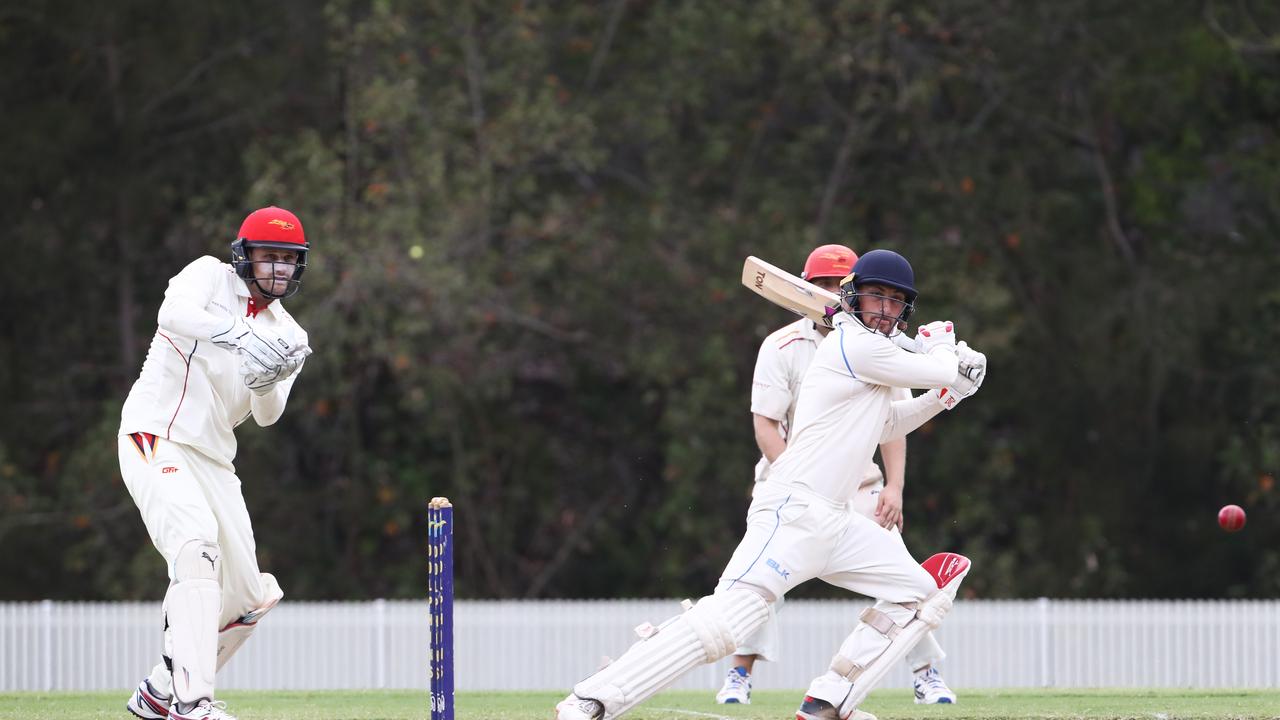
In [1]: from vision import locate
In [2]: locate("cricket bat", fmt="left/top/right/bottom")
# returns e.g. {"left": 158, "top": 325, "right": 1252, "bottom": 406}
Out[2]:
{"left": 741, "top": 255, "right": 840, "bottom": 328}
{"left": 741, "top": 255, "right": 922, "bottom": 352}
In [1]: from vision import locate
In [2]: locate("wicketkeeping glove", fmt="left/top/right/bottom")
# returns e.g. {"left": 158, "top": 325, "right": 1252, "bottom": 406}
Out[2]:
{"left": 211, "top": 316, "right": 292, "bottom": 377}
{"left": 242, "top": 343, "right": 312, "bottom": 395}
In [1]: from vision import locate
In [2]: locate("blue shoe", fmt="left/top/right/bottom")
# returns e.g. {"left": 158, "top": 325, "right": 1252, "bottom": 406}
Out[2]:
{"left": 715, "top": 666, "right": 751, "bottom": 704}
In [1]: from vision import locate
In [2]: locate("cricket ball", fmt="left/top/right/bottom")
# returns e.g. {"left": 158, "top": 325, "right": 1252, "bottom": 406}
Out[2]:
{"left": 1217, "top": 504, "right": 1246, "bottom": 533}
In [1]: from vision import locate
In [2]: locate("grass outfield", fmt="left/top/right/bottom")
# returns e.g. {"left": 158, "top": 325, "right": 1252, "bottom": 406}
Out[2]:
{"left": 1, "top": 689, "right": 1277, "bottom": 719}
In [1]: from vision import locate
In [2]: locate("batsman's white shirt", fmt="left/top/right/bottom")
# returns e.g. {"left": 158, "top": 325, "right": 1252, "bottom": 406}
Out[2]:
{"left": 119, "top": 255, "right": 308, "bottom": 466}
{"left": 751, "top": 318, "right": 908, "bottom": 489}
{"left": 768, "top": 313, "right": 955, "bottom": 505}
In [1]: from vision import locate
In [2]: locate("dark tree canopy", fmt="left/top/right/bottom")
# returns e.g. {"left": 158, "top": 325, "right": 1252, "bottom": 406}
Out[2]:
{"left": 2, "top": 1, "right": 1278, "bottom": 601}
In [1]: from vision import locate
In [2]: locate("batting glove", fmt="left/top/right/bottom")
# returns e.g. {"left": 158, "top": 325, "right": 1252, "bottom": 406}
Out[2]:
{"left": 956, "top": 341, "right": 987, "bottom": 389}
{"left": 916, "top": 321, "right": 957, "bottom": 355}
{"left": 934, "top": 385, "right": 966, "bottom": 410}
{"left": 934, "top": 354, "right": 985, "bottom": 410}
{"left": 956, "top": 340, "right": 985, "bottom": 368}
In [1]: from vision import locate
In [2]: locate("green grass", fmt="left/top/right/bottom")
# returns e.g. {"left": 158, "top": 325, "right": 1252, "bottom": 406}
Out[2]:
{"left": 1, "top": 689, "right": 1277, "bottom": 720}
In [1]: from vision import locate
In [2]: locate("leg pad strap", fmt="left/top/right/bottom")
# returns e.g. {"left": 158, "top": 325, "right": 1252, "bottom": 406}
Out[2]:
{"left": 829, "top": 603, "right": 915, "bottom": 681}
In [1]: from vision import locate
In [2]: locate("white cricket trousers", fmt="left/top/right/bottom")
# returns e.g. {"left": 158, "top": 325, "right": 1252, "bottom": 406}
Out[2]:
{"left": 717, "top": 480, "right": 945, "bottom": 667}
{"left": 118, "top": 433, "right": 272, "bottom": 627}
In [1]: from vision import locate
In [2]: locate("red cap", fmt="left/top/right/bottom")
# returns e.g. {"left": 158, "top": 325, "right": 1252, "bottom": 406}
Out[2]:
{"left": 801, "top": 244, "right": 858, "bottom": 280}
{"left": 237, "top": 206, "right": 306, "bottom": 246}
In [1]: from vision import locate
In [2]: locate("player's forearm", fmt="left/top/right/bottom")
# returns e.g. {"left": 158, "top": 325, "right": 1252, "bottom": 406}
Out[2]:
{"left": 880, "top": 393, "right": 944, "bottom": 443}
{"left": 156, "top": 257, "right": 230, "bottom": 341}
{"left": 850, "top": 334, "right": 958, "bottom": 389}
{"left": 249, "top": 369, "right": 301, "bottom": 426}
{"left": 879, "top": 436, "right": 906, "bottom": 490}
{"left": 864, "top": 350, "right": 957, "bottom": 389}
{"left": 250, "top": 385, "right": 289, "bottom": 426}
{"left": 158, "top": 293, "right": 233, "bottom": 341}
{"left": 752, "top": 414, "right": 787, "bottom": 463}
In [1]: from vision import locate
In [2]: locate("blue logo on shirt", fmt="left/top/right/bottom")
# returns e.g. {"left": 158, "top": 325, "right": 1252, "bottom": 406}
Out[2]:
{"left": 766, "top": 558, "right": 790, "bottom": 579}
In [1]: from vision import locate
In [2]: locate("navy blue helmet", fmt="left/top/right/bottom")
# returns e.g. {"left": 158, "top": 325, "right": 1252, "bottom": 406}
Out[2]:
{"left": 839, "top": 249, "right": 917, "bottom": 335}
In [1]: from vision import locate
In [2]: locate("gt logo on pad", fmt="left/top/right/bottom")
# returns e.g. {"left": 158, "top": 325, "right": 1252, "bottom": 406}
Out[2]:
{"left": 161, "top": 466, "right": 179, "bottom": 474}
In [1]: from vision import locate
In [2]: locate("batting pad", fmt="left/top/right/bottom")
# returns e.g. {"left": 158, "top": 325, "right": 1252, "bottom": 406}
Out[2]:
{"left": 164, "top": 577, "right": 221, "bottom": 703}
{"left": 574, "top": 589, "right": 770, "bottom": 719}
{"left": 733, "top": 596, "right": 780, "bottom": 660}
{"left": 831, "top": 553, "right": 971, "bottom": 717}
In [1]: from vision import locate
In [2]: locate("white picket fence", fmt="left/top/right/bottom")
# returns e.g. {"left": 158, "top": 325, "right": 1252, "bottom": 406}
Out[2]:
{"left": 2, "top": 599, "right": 1278, "bottom": 691}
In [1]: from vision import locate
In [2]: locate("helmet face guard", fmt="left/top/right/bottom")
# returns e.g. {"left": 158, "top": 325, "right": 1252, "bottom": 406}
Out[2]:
{"left": 844, "top": 287, "right": 915, "bottom": 337}
{"left": 231, "top": 239, "right": 309, "bottom": 299}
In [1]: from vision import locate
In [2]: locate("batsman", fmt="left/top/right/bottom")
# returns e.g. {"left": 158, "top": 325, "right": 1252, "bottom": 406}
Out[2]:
{"left": 556, "top": 249, "right": 986, "bottom": 720}
{"left": 118, "top": 207, "right": 313, "bottom": 720}
{"left": 716, "top": 244, "right": 958, "bottom": 707}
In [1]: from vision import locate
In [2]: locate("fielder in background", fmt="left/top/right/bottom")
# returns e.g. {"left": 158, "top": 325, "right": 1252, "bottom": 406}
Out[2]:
{"left": 119, "top": 207, "right": 313, "bottom": 720}
{"left": 556, "top": 249, "right": 985, "bottom": 720}
{"left": 715, "top": 244, "right": 957, "bottom": 706}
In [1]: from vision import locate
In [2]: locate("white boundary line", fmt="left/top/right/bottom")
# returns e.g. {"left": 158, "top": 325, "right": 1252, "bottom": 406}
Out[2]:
{"left": 650, "top": 709, "right": 733, "bottom": 720}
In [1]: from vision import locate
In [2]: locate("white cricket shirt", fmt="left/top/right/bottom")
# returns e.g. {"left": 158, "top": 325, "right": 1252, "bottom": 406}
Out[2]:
{"left": 119, "top": 256, "right": 308, "bottom": 465}
{"left": 750, "top": 318, "right": 906, "bottom": 485}
{"left": 767, "top": 312, "right": 958, "bottom": 505}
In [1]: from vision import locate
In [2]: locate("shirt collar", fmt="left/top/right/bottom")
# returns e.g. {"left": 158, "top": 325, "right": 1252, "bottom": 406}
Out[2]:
{"left": 830, "top": 312, "right": 861, "bottom": 330}
{"left": 236, "top": 279, "right": 278, "bottom": 319}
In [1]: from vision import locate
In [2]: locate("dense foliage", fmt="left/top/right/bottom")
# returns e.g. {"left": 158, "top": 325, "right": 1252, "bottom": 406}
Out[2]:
{"left": 3, "top": 1, "right": 1278, "bottom": 601}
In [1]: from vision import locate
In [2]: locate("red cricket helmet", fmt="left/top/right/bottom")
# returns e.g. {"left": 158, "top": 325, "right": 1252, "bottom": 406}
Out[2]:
{"left": 801, "top": 244, "right": 858, "bottom": 281}
{"left": 230, "top": 206, "right": 310, "bottom": 299}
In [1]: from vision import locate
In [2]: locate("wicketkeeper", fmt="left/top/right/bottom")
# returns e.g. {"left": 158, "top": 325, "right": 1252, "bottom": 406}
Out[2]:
{"left": 119, "top": 207, "right": 312, "bottom": 720}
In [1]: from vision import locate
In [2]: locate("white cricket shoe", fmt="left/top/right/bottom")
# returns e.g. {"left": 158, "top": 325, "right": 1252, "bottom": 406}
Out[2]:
{"left": 169, "top": 700, "right": 237, "bottom": 720}
{"left": 555, "top": 694, "right": 603, "bottom": 720}
{"left": 126, "top": 677, "right": 171, "bottom": 719}
{"left": 715, "top": 666, "right": 752, "bottom": 704}
{"left": 913, "top": 666, "right": 957, "bottom": 704}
